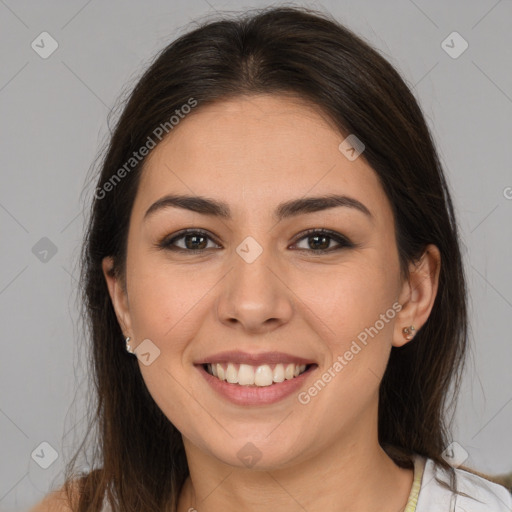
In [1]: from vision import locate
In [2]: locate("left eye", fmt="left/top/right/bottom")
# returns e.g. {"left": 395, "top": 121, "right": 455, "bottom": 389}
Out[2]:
{"left": 158, "top": 228, "right": 353, "bottom": 254}
{"left": 292, "top": 229, "right": 354, "bottom": 253}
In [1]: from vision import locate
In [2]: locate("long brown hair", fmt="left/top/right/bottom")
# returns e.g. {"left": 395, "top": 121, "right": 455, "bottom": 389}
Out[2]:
{"left": 64, "top": 6, "right": 471, "bottom": 510}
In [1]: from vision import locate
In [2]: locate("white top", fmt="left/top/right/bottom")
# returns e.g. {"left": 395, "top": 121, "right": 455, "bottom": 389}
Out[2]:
{"left": 414, "top": 455, "right": 512, "bottom": 511}
{"left": 99, "top": 455, "right": 512, "bottom": 511}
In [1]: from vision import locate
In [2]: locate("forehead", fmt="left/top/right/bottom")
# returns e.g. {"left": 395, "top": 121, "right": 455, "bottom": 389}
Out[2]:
{"left": 133, "top": 94, "right": 392, "bottom": 224}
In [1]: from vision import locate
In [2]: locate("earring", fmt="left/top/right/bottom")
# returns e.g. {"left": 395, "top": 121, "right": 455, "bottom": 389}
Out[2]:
{"left": 125, "top": 336, "right": 135, "bottom": 354}
{"left": 402, "top": 326, "right": 416, "bottom": 341}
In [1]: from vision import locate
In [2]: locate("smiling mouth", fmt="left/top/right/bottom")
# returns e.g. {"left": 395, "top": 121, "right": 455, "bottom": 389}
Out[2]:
{"left": 202, "top": 362, "right": 316, "bottom": 387}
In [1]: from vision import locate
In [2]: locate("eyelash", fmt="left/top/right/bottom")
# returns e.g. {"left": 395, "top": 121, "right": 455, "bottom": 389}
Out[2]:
{"left": 157, "top": 228, "right": 355, "bottom": 255}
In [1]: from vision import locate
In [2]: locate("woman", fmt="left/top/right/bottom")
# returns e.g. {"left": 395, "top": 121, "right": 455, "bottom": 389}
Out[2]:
{"left": 31, "top": 6, "right": 512, "bottom": 512}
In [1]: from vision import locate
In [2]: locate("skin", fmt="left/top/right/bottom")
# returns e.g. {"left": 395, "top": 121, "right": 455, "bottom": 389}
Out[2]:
{"left": 102, "top": 94, "right": 441, "bottom": 512}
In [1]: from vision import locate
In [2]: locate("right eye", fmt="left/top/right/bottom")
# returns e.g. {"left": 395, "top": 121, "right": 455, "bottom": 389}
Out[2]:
{"left": 158, "top": 229, "right": 221, "bottom": 254}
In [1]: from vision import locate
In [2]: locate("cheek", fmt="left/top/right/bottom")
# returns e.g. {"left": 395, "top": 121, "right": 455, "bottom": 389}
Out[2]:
{"left": 299, "top": 258, "right": 397, "bottom": 332}
{"left": 126, "top": 256, "right": 218, "bottom": 346}
{"left": 296, "top": 265, "right": 397, "bottom": 421}
{"left": 125, "top": 260, "right": 213, "bottom": 432}
{"left": 293, "top": 255, "right": 399, "bottom": 387}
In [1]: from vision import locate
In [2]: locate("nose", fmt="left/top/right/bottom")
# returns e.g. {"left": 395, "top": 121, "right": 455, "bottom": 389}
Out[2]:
{"left": 215, "top": 242, "right": 294, "bottom": 334}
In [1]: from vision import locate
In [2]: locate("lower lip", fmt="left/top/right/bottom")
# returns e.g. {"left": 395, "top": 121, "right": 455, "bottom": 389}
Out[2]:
{"left": 196, "top": 364, "right": 317, "bottom": 406}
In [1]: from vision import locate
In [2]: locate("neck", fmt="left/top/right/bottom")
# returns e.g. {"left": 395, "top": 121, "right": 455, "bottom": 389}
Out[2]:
{"left": 177, "top": 408, "right": 413, "bottom": 512}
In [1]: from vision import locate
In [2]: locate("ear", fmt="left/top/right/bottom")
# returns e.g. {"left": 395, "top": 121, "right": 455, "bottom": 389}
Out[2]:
{"left": 393, "top": 244, "right": 441, "bottom": 348}
{"left": 102, "top": 256, "right": 133, "bottom": 339}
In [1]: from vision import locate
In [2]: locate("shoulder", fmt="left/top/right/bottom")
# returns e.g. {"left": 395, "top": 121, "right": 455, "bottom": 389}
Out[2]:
{"left": 416, "top": 457, "right": 512, "bottom": 512}
{"left": 28, "top": 488, "right": 73, "bottom": 512}
{"left": 28, "top": 480, "right": 80, "bottom": 512}
{"left": 28, "top": 477, "right": 112, "bottom": 512}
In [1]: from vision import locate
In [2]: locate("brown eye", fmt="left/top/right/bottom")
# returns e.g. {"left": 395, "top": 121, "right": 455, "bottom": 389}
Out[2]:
{"left": 159, "top": 229, "right": 220, "bottom": 253}
{"left": 291, "top": 229, "right": 354, "bottom": 253}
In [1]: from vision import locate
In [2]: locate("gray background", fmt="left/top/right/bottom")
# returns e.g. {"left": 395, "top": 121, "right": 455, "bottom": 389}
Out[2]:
{"left": 1, "top": 0, "right": 511, "bottom": 510}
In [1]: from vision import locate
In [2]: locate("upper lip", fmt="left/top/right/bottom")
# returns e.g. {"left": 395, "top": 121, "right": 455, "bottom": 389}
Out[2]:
{"left": 194, "top": 351, "right": 316, "bottom": 366}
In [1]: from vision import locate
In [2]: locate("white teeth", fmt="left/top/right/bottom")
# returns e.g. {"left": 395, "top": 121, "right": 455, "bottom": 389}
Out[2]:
{"left": 206, "top": 362, "right": 308, "bottom": 387}
{"left": 285, "top": 363, "right": 295, "bottom": 380}
{"left": 226, "top": 363, "right": 238, "bottom": 383}
{"left": 238, "top": 364, "right": 255, "bottom": 385}
{"left": 254, "top": 364, "right": 273, "bottom": 386}
{"left": 273, "top": 364, "right": 285, "bottom": 383}
{"left": 216, "top": 364, "right": 225, "bottom": 381}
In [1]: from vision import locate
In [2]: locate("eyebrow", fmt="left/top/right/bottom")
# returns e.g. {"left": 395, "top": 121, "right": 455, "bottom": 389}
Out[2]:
{"left": 143, "top": 193, "right": 373, "bottom": 222}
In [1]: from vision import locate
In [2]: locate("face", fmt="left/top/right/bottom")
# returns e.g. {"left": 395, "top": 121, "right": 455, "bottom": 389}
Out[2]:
{"left": 103, "top": 94, "right": 439, "bottom": 470}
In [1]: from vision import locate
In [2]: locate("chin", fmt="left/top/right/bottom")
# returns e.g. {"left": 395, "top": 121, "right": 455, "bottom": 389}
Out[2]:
{"left": 205, "top": 435, "right": 308, "bottom": 471}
